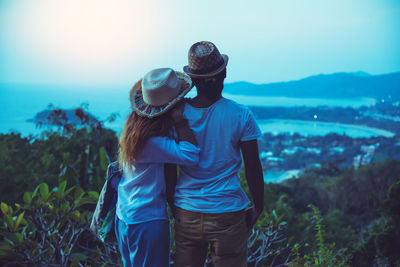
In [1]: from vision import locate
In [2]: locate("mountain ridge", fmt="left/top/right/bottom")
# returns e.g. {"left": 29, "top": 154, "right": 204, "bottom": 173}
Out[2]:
{"left": 224, "top": 71, "right": 400, "bottom": 100}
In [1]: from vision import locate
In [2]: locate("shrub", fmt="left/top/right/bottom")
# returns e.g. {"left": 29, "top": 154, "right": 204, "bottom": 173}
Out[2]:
{"left": 0, "top": 180, "right": 121, "bottom": 266}
{"left": 289, "top": 205, "right": 350, "bottom": 267}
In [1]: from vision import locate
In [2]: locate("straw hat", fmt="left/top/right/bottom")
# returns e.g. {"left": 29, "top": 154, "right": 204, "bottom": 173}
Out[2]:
{"left": 183, "top": 41, "right": 229, "bottom": 78}
{"left": 130, "top": 68, "right": 192, "bottom": 118}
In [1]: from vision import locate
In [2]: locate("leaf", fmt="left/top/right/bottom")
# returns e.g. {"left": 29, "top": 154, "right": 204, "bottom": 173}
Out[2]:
{"left": 272, "top": 210, "right": 278, "bottom": 220}
{"left": 99, "top": 146, "right": 109, "bottom": 172}
{"left": 14, "top": 233, "right": 23, "bottom": 244}
{"left": 23, "top": 192, "right": 32, "bottom": 205}
{"left": 1, "top": 202, "right": 9, "bottom": 215}
{"left": 46, "top": 203, "right": 54, "bottom": 211}
{"left": 39, "top": 183, "right": 49, "bottom": 199}
{"left": 75, "top": 199, "right": 89, "bottom": 207}
{"left": 59, "top": 180, "right": 67, "bottom": 196}
{"left": 64, "top": 186, "right": 75, "bottom": 197}
{"left": 72, "top": 210, "right": 80, "bottom": 218}
{"left": 74, "top": 187, "right": 85, "bottom": 201}
{"left": 15, "top": 212, "right": 25, "bottom": 230}
{"left": 3, "top": 214, "right": 14, "bottom": 229}
{"left": 32, "top": 185, "right": 40, "bottom": 199}
{"left": 87, "top": 191, "right": 99, "bottom": 201}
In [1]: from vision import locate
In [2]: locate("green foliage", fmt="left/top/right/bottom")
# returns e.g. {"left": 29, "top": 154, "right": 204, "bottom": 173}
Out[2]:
{"left": 352, "top": 180, "right": 400, "bottom": 266}
{"left": 289, "top": 205, "right": 350, "bottom": 267}
{"left": 0, "top": 180, "right": 121, "bottom": 266}
{"left": 1, "top": 104, "right": 399, "bottom": 266}
{"left": 248, "top": 160, "right": 400, "bottom": 266}
{"left": 0, "top": 109, "right": 118, "bottom": 204}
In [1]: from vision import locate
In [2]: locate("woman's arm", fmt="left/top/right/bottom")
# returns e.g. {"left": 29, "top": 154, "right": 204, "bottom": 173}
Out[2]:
{"left": 135, "top": 102, "right": 199, "bottom": 165}
{"left": 171, "top": 102, "right": 197, "bottom": 146}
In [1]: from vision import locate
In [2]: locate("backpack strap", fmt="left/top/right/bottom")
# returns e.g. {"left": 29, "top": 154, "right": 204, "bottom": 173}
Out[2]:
{"left": 106, "top": 161, "right": 122, "bottom": 181}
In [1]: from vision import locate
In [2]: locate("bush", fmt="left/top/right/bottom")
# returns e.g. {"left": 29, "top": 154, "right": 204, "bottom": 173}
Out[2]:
{"left": 289, "top": 205, "right": 350, "bottom": 267}
{"left": 0, "top": 180, "right": 121, "bottom": 266}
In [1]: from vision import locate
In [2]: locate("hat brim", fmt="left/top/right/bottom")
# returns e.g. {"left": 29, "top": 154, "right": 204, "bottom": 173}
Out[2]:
{"left": 183, "top": 54, "right": 229, "bottom": 78}
{"left": 130, "top": 71, "right": 193, "bottom": 118}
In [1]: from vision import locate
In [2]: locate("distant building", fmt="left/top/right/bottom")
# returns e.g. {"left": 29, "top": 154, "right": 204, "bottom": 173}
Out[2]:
{"left": 361, "top": 154, "right": 373, "bottom": 165}
{"left": 306, "top": 148, "right": 321, "bottom": 154}
{"left": 360, "top": 144, "right": 378, "bottom": 154}
{"left": 354, "top": 143, "right": 379, "bottom": 168}
{"left": 259, "top": 151, "right": 273, "bottom": 159}
{"left": 266, "top": 156, "right": 285, "bottom": 167}
{"left": 330, "top": 147, "right": 345, "bottom": 154}
{"left": 353, "top": 155, "right": 362, "bottom": 169}
{"left": 282, "top": 146, "right": 305, "bottom": 155}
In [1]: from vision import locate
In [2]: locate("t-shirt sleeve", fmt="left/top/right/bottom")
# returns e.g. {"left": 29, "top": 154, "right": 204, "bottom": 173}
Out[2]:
{"left": 240, "top": 107, "right": 262, "bottom": 141}
{"left": 135, "top": 137, "right": 200, "bottom": 165}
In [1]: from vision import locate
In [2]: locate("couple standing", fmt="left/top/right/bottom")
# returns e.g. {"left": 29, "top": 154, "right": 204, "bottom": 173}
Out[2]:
{"left": 116, "top": 41, "right": 264, "bottom": 267}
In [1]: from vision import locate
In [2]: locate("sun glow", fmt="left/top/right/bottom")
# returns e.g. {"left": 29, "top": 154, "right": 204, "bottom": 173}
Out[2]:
{"left": 2, "top": 0, "right": 161, "bottom": 84}
{"left": 1, "top": 0, "right": 399, "bottom": 85}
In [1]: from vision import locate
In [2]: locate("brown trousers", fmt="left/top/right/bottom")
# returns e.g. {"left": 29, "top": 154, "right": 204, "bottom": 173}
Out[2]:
{"left": 174, "top": 207, "right": 248, "bottom": 267}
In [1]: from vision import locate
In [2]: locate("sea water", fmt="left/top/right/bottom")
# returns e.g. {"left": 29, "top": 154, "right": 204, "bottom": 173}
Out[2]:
{"left": 0, "top": 83, "right": 387, "bottom": 137}
{"left": 257, "top": 119, "right": 395, "bottom": 138}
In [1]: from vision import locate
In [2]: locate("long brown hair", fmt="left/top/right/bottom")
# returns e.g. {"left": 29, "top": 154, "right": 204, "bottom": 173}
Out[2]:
{"left": 118, "top": 111, "right": 173, "bottom": 168}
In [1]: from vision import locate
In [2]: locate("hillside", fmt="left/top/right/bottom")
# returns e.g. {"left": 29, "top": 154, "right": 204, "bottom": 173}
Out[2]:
{"left": 224, "top": 72, "right": 400, "bottom": 100}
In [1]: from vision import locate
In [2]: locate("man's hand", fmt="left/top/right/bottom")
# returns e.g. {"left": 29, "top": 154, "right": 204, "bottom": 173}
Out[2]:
{"left": 170, "top": 101, "right": 198, "bottom": 146}
{"left": 245, "top": 206, "right": 262, "bottom": 230}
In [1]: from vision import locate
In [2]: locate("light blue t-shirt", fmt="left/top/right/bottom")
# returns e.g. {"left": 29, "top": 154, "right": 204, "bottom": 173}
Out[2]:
{"left": 175, "top": 97, "right": 262, "bottom": 213}
{"left": 116, "top": 137, "right": 200, "bottom": 224}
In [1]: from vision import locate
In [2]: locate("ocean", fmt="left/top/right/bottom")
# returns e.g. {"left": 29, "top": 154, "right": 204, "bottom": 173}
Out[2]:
{"left": 1, "top": 83, "right": 384, "bottom": 137}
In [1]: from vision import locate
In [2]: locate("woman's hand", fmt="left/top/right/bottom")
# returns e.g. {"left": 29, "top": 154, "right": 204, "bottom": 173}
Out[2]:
{"left": 170, "top": 101, "right": 198, "bottom": 146}
{"left": 170, "top": 101, "right": 185, "bottom": 123}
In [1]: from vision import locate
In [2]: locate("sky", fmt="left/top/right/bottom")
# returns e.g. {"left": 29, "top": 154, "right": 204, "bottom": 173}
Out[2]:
{"left": 0, "top": 0, "right": 399, "bottom": 86}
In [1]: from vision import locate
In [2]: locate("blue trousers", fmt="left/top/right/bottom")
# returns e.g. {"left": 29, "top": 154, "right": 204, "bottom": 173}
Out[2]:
{"left": 115, "top": 216, "right": 170, "bottom": 267}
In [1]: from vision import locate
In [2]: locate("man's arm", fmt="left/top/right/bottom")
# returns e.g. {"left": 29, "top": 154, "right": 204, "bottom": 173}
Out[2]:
{"left": 164, "top": 163, "right": 178, "bottom": 217}
{"left": 240, "top": 139, "right": 264, "bottom": 230}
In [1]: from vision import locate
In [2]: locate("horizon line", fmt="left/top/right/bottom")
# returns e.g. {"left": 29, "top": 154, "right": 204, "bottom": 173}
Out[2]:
{"left": 1, "top": 70, "right": 399, "bottom": 88}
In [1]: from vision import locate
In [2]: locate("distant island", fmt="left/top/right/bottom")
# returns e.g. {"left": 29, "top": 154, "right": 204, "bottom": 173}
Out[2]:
{"left": 27, "top": 108, "right": 100, "bottom": 129}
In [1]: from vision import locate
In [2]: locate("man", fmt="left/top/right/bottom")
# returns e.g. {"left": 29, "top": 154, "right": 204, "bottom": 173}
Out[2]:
{"left": 165, "top": 41, "right": 264, "bottom": 267}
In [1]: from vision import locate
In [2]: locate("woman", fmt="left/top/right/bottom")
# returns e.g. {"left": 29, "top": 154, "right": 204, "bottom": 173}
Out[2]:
{"left": 115, "top": 68, "right": 199, "bottom": 267}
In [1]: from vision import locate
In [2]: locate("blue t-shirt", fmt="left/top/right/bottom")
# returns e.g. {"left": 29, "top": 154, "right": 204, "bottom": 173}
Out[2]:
{"left": 116, "top": 137, "right": 200, "bottom": 224}
{"left": 175, "top": 97, "right": 262, "bottom": 213}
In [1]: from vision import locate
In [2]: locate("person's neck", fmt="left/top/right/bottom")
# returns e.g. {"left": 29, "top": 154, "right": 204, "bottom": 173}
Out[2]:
{"left": 188, "top": 93, "right": 222, "bottom": 108}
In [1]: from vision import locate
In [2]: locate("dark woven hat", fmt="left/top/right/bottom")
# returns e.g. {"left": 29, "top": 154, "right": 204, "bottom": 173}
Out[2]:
{"left": 183, "top": 41, "right": 228, "bottom": 78}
